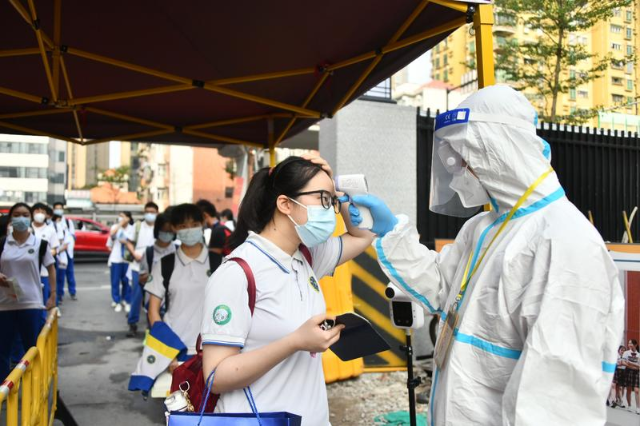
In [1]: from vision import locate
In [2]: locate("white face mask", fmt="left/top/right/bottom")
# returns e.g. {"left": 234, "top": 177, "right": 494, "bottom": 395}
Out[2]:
{"left": 33, "top": 213, "right": 46, "bottom": 224}
{"left": 449, "top": 167, "right": 490, "bottom": 208}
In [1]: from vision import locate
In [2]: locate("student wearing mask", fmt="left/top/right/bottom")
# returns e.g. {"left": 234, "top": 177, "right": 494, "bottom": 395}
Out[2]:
{"left": 31, "top": 203, "right": 60, "bottom": 306}
{"left": 200, "top": 156, "right": 374, "bottom": 425}
{"left": 196, "top": 199, "right": 229, "bottom": 273}
{"left": 146, "top": 204, "right": 214, "bottom": 362}
{"left": 52, "top": 201, "right": 77, "bottom": 302}
{"left": 610, "top": 345, "right": 627, "bottom": 408}
{"left": 0, "top": 203, "right": 56, "bottom": 380}
{"left": 220, "top": 209, "right": 235, "bottom": 232}
{"left": 138, "top": 210, "right": 178, "bottom": 285}
{"left": 124, "top": 202, "right": 159, "bottom": 337}
{"left": 107, "top": 212, "right": 134, "bottom": 313}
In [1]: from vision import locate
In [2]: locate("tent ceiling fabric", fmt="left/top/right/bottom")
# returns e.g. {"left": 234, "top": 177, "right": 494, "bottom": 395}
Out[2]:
{"left": 0, "top": 0, "right": 472, "bottom": 149}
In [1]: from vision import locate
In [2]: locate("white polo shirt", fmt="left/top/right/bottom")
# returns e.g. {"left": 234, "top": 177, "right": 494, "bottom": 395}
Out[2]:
{"left": 55, "top": 216, "right": 76, "bottom": 258}
{"left": 146, "top": 244, "right": 209, "bottom": 354}
{"left": 0, "top": 233, "right": 55, "bottom": 311}
{"left": 32, "top": 223, "right": 60, "bottom": 277}
{"left": 129, "top": 221, "right": 156, "bottom": 273}
{"left": 201, "top": 232, "right": 343, "bottom": 426}
{"left": 107, "top": 224, "right": 135, "bottom": 265}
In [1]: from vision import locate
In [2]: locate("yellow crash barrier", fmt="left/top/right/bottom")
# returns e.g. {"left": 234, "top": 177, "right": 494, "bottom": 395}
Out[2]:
{"left": 0, "top": 309, "right": 59, "bottom": 426}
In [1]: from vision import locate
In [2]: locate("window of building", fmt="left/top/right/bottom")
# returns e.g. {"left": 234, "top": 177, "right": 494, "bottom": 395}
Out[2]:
{"left": 58, "top": 151, "right": 65, "bottom": 162}
{"left": 435, "top": 58, "right": 440, "bottom": 68}
{"left": 443, "top": 70, "right": 449, "bottom": 82}
{"left": 612, "top": 94, "right": 624, "bottom": 103}
{"left": 628, "top": 96, "right": 634, "bottom": 105}
{"left": 611, "top": 24, "right": 623, "bottom": 34}
{"left": 569, "top": 88, "right": 577, "bottom": 100}
{"left": 626, "top": 27, "right": 633, "bottom": 40}
{"left": 612, "top": 60, "right": 625, "bottom": 70}
{"left": 569, "top": 70, "right": 576, "bottom": 80}
{"left": 435, "top": 73, "right": 440, "bottom": 80}
{"left": 626, "top": 9, "right": 633, "bottom": 21}
{"left": 611, "top": 43, "right": 622, "bottom": 51}
{"left": 570, "top": 106, "right": 577, "bottom": 114}
{"left": 443, "top": 55, "right": 448, "bottom": 66}
{"left": 468, "top": 42, "right": 475, "bottom": 54}
{"left": 612, "top": 77, "right": 623, "bottom": 85}
{"left": 627, "top": 80, "right": 633, "bottom": 91}
{"left": 578, "top": 90, "right": 589, "bottom": 99}
{"left": 626, "top": 62, "right": 634, "bottom": 74}
{"left": 613, "top": 8, "right": 622, "bottom": 17}
{"left": 628, "top": 45, "right": 634, "bottom": 55}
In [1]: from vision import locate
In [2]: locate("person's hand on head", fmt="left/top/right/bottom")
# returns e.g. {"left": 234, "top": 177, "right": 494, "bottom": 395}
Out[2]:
{"left": 301, "top": 154, "right": 334, "bottom": 179}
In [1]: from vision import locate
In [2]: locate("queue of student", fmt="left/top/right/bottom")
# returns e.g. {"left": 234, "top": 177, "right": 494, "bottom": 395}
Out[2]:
{"left": 0, "top": 201, "right": 78, "bottom": 381}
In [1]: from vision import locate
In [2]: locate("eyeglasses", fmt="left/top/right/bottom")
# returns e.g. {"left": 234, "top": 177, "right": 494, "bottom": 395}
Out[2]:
{"left": 293, "top": 190, "right": 342, "bottom": 214}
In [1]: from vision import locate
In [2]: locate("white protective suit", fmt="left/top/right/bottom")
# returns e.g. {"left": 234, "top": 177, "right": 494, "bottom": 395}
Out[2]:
{"left": 374, "top": 86, "right": 624, "bottom": 425}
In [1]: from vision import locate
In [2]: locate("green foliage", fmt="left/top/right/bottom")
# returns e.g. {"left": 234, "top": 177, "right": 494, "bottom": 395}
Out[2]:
{"left": 494, "top": 0, "right": 634, "bottom": 122}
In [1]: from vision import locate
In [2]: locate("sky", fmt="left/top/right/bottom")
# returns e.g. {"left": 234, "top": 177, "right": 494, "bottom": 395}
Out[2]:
{"left": 406, "top": 51, "right": 432, "bottom": 85}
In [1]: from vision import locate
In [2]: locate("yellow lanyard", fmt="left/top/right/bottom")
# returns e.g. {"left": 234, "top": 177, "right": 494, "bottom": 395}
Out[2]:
{"left": 454, "top": 167, "right": 555, "bottom": 309}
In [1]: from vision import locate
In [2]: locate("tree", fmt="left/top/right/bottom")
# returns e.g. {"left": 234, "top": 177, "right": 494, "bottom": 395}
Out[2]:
{"left": 494, "top": 0, "right": 634, "bottom": 123}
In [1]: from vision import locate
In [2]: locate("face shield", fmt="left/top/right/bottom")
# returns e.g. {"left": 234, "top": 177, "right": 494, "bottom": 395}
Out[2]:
{"left": 429, "top": 108, "right": 539, "bottom": 218}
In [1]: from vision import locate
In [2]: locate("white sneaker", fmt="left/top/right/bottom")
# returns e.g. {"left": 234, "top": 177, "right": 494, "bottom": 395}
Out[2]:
{"left": 124, "top": 302, "right": 131, "bottom": 313}
{"left": 111, "top": 302, "right": 117, "bottom": 308}
{"left": 56, "top": 308, "right": 62, "bottom": 318}
{"left": 114, "top": 303, "right": 123, "bottom": 313}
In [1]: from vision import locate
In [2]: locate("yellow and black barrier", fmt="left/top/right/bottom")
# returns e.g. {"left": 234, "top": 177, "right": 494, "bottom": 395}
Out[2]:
{"left": 0, "top": 309, "right": 59, "bottom": 426}
{"left": 351, "top": 246, "right": 407, "bottom": 371}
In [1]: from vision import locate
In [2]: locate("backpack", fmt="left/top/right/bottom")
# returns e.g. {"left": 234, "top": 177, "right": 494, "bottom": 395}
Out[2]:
{"left": 160, "top": 250, "right": 219, "bottom": 312}
{"left": 170, "top": 245, "right": 313, "bottom": 413}
{"left": 211, "top": 222, "right": 233, "bottom": 256}
{"left": 0, "top": 236, "right": 49, "bottom": 272}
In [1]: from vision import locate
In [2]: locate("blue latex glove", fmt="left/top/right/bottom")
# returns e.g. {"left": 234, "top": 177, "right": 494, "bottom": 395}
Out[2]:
{"left": 350, "top": 194, "right": 398, "bottom": 237}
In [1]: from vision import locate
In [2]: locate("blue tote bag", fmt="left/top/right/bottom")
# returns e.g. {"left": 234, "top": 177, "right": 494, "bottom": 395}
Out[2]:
{"left": 168, "top": 370, "right": 302, "bottom": 426}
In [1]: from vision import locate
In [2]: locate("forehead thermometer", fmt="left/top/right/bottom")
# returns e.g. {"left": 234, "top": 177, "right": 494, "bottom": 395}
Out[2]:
{"left": 335, "top": 174, "right": 374, "bottom": 230}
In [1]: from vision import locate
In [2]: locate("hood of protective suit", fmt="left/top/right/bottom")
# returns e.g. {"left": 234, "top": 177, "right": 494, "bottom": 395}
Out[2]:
{"left": 442, "top": 85, "right": 559, "bottom": 214}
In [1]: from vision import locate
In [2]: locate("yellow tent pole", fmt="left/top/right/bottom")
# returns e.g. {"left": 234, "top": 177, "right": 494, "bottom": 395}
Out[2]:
{"left": 27, "top": 0, "right": 57, "bottom": 101}
{"left": 429, "top": 0, "right": 468, "bottom": 13}
{"left": 0, "top": 109, "right": 70, "bottom": 120}
{"left": 332, "top": 0, "right": 431, "bottom": 114}
{"left": 59, "top": 56, "right": 85, "bottom": 141}
{"left": 268, "top": 118, "right": 276, "bottom": 167}
{"left": 473, "top": 4, "right": 496, "bottom": 88}
{"left": 81, "top": 129, "right": 173, "bottom": 146}
{"left": 84, "top": 107, "right": 173, "bottom": 130}
{"left": 183, "top": 129, "right": 263, "bottom": 148}
{"left": 212, "top": 67, "right": 315, "bottom": 85}
{"left": 0, "top": 120, "right": 77, "bottom": 143}
{"left": 0, "top": 48, "right": 41, "bottom": 58}
{"left": 275, "top": 72, "right": 331, "bottom": 146}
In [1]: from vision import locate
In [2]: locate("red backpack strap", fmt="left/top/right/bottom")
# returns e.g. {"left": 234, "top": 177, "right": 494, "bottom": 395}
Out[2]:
{"left": 227, "top": 257, "right": 256, "bottom": 315}
{"left": 299, "top": 244, "right": 313, "bottom": 267}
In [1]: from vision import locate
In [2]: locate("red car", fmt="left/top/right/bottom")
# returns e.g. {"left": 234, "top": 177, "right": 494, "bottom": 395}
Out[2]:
{"left": 68, "top": 216, "right": 111, "bottom": 256}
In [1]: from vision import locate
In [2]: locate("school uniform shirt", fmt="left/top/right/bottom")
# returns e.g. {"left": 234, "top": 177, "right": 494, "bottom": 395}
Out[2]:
{"left": 138, "top": 243, "right": 178, "bottom": 276}
{"left": 623, "top": 350, "right": 640, "bottom": 368}
{"left": 201, "top": 232, "right": 343, "bottom": 426}
{"left": 32, "top": 224, "right": 60, "bottom": 277}
{"left": 107, "top": 224, "right": 135, "bottom": 265}
{"left": 55, "top": 217, "right": 76, "bottom": 259}
{"left": 0, "top": 233, "right": 55, "bottom": 311}
{"left": 146, "top": 244, "right": 209, "bottom": 354}
{"left": 129, "top": 221, "right": 156, "bottom": 273}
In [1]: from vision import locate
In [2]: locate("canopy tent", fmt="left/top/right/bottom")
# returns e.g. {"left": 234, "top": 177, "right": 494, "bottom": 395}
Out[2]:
{"left": 0, "top": 0, "right": 495, "bottom": 164}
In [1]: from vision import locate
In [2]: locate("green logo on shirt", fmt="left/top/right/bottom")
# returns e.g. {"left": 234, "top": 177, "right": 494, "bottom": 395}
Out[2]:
{"left": 213, "top": 305, "right": 232, "bottom": 325}
{"left": 28, "top": 248, "right": 35, "bottom": 254}
{"left": 207, "top": 269, "right": 212, "bottom": 277}
{"left": 147, "top": 355, "right": 156, "bottom": 364}
{"left": 309, "top": 276, "right": 320, "bottom": 292}
{"left": 147, "top": 275, "right": 153, "bottom": 283}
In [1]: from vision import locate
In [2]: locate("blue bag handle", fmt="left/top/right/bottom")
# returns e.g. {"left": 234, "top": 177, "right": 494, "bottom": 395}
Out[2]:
{"left": 197, "top": 369, "right": 263, "bottom": 426}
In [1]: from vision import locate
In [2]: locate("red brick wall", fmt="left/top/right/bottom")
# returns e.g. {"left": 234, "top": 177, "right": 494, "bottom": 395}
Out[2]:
{"left": 192, "top": 147, "right": 235, "bottom": 213}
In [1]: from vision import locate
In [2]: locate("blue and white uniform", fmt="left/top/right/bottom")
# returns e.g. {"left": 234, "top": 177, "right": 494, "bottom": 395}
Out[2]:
{"left": 373, "top": 86, "right": 624, "bottom": 426}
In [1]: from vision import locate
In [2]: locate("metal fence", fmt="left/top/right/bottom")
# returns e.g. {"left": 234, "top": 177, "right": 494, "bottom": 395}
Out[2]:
{"left": 417, "top": 110, "right": 640, "bottom": 246}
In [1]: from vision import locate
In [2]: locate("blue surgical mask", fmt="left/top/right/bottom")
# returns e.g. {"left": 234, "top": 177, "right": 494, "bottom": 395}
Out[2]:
{"left": 144, "top": 213, "right": 157, "bottom": 223}
{"left": 287, "top": 199, "right": 336, "bottom": 248}
{"left": 53, "top": 209, "right": 64, "bottom": 216}
{"left": 176, "top": 227, "right": 203, "bottom": 246}
{"left": 11, "top": 217, "right": 31, "bottom": 232}
{"left": 158, "top": 231, "right": 175, "bottom": 243}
